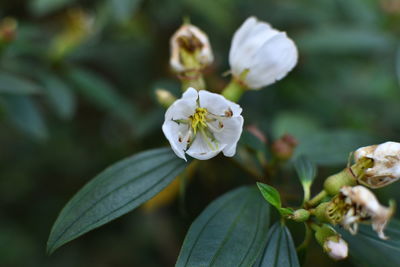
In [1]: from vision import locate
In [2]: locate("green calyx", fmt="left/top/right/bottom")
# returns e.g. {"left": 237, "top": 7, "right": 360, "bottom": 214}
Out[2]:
{"left": 323, "top": 157, "right": 373, "bottom": 196}
{"left": 323, "top": 168, "right": 356, "bottom": 196}
{"left": 313, "top": 224, "right": 338, "bottom": 247}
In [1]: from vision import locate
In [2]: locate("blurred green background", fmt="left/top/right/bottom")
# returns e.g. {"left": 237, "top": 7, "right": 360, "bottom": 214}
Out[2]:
{"left": 1, "top": 0, "right": 400, "bottom": 266}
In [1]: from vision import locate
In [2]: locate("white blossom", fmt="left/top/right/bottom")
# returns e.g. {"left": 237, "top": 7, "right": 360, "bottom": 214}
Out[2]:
{"left": 340, "top": 186, "right": 394, "bottom": 239}
{"left": 354, "top": 141, "right": 400, "bottom": 188}
{"left": 229, "top": 16, "right": 298, "bottom": 89}
{"left": 162, "top": 87, "right": 243, "bottom": 161}
{"left": 325, "top": 238, "right": 348, "bottom": 261}
{"left": 170, "top": 24, "right": 213, "bottom": 73}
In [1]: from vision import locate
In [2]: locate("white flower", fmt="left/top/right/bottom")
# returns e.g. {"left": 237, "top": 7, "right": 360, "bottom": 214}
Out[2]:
{"left": 170, "top": 24, "right": 213, "bottom": 73}
{"left": 340, "top": 185, "right": 394, "bottom": 239}
{"left": 325, "top": 238, "right": 348, "bottom": 261}
{"left": 229, "top": 16, "right": 298, "bottom": 89}
{"left": 354, "top": 141, "right": 400, "bottom": 188}
{"left": 162, "top": 87, "right": 244, "bottom": 161}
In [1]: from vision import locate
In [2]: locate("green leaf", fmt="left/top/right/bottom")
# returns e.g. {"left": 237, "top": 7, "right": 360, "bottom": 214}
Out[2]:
{"left": 47, "top": 148, "right": 187, "bottom": 254}
{"left": 294, "top": 155, "right": 317, "bottom": 185}
{"left": 257, "top": 183, "right": 282, "bottom": 210}
{"left": 339, "top": 220, "right": 400, "bottom": 267}
{"left": 30, "top": 0, "right": 76, "bottom": 16}
{"left": 39, "top": 73, "right": 76, "bottom": 120}
{"left": 257, "top": 183, "right": 293, "bottom": 217}
{"left": 1, "top": 95, "right": 48, "bottom": 140}
{"left": 272, "top": 113, "right": 376, "bottom": 165}
{"left": 0, "top": 72, "right": 42, "bottom": 95}
{"left": 66, "top": 67, "right": 137, "bottom": 124}
{"left": 278, "top": 208, "right": 294, "bottom": 217}
{"left": 294, "top": 155, "right": 317, "bottom": 203}
{"left": 254, "top": 222, "right": 300, "bottom": 267}
{"left": 176, "top": 186, "right": 270, "bottom": 267}
{"left": 110, "top": 0, "right": 143, "bottom": 23}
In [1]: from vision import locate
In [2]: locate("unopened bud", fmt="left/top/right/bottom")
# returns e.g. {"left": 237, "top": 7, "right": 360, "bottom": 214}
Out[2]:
{"left": 289, "top": 209, "right": 310, "bottom": 222}
{"left": 272, "top": 134, "right": 298, "bottom": 160}
{"left": 170, "top": 23, "right": 213, "bottom": 73}
{"left": 324, "top": 237, "right": 348, "bottom": 261}
{"left": 313, "top": 224, "right": 348, "bottom": 260}
{"left": 354, "top": 141, "right": 400, "bottom": 188}
{"left": 155, "top": 89, "right": 176, "bottom": 108}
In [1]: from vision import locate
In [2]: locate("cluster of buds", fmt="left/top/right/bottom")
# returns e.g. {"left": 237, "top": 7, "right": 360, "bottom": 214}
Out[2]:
{"left": 296, "top": 141, "right": 399, "bottom": 261}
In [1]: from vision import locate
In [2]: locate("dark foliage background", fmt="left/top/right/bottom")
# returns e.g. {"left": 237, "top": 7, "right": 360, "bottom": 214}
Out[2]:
{"left": 1, "top": 0, "right": 400, "bottom": 266}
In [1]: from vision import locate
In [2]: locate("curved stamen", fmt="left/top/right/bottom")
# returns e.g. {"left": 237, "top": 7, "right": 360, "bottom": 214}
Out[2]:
{"left": 206, "top": 121, "right": 224, "bottom": 133}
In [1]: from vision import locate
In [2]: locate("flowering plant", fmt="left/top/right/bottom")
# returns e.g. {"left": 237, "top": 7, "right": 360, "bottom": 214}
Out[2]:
{"left": 46, "top": 15, "right": 400, "bottom": 267}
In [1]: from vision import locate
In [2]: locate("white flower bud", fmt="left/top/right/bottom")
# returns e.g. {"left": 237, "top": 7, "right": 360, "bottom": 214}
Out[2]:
{"left": 325, "top": 238, "right": 348, "bottom": 261}
{"left": 340, "top": 185, "right": 394, "bottom": 239}
{"left": 170, "top": 24, "right": 213, "bottom": 73}
{"left": 229, "top": 17, "right": 298, "bottom": 89}
{"left": 162, "top": 88, "right": 243, "bottom": 161}
{"left": 354, "top": 141, "right": 400, "bottom": 188}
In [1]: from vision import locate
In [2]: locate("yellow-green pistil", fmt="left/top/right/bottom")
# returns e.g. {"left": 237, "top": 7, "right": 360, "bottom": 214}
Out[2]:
{"left": 190, "top": 107, "right": 208, "bottom": 134}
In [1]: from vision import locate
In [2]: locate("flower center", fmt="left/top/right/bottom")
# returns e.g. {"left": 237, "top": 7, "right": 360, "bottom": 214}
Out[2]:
{"left": 190, "top": 107, "right": 208, "bottom": 134}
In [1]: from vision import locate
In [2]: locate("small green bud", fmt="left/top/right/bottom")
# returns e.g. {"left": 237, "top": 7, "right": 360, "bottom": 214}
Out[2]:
{"left": 290, "top": 209, "right": 310, "bottom": 222}
{"left": 155, "top": 89, "right": 176, "bottom": 108}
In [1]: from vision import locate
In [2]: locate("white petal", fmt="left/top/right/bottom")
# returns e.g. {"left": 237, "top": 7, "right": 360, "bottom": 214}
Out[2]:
{"left": 198, "top": 90, "right": 242, "bottom": 117}
{"left": 162, "top": 121, "right": 190, "bottom": 161}
{"left": 164, "top": 89, "right": 197, "bottom": 121}
{"left": 214, "top": 116, "right": 244, "bottom": 157}
{"left": 245, "top": 32, "right": 298, "bottom": 89}
{"left": 182, "top": 87, "right": 199, "bottom": 100}
{"left": 229, "top": 17, "right": 281, "bottom": 77}
{"left": 186, "top": 134, "right": 226, "bottom": 160}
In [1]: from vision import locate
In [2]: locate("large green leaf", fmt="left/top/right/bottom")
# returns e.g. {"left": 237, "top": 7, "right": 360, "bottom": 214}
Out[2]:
{"left": 65, "top": 67, "right": 137, "bottom": 124}
{"left": 176, "top": 186, "right": 270, "bottom": 267}
{"left": 30, "top": 0, "right": 76, "bottom": 16}
{"left": 254, "top": 222, "right": 300, "bottom": 267}
{"left": 339, "top": 220, "right": 400, "bottom": 267}
{"left": 39, "top": 73, "right": 76, "bottom": 120}
{"left": 1, "top": 95, "right": 48, "bottom": 140}
{"left": 0, "top": 72, "right": 42, "bottom": 95}
{"left": 47, "top": 148, "right": 187, "bottom": 254}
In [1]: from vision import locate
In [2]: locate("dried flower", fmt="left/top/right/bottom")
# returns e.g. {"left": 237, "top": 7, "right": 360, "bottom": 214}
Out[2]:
{"left": 354, "top": 141, "right": 400, "bottom": 188}
{"left": 170, "top": 23, "right": 213, "bottom": 73}
{"left": 229, "top": 16, "right": 298, "bottom": 89}
{"left": 339, "top": 185, "right": 394, "bottom": 239}
{"left": 162, "top": 87, "right": 243, "bottom": 161}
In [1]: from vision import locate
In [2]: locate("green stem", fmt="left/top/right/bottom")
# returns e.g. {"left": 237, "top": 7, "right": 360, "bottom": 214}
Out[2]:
{"left": 297, "top": 223, "right": 312, "bottom": 252}
{"left": 302, "top": 183, "right": 311, "bottom": 205}
{"left": 305, "top": 190, "right": 328, "bottom": 208}
{"left": 221, "top": 79, "right": 245, "bottom": 102}
{"left": 181, "top": 73, "right": 205, "bottom": 91}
